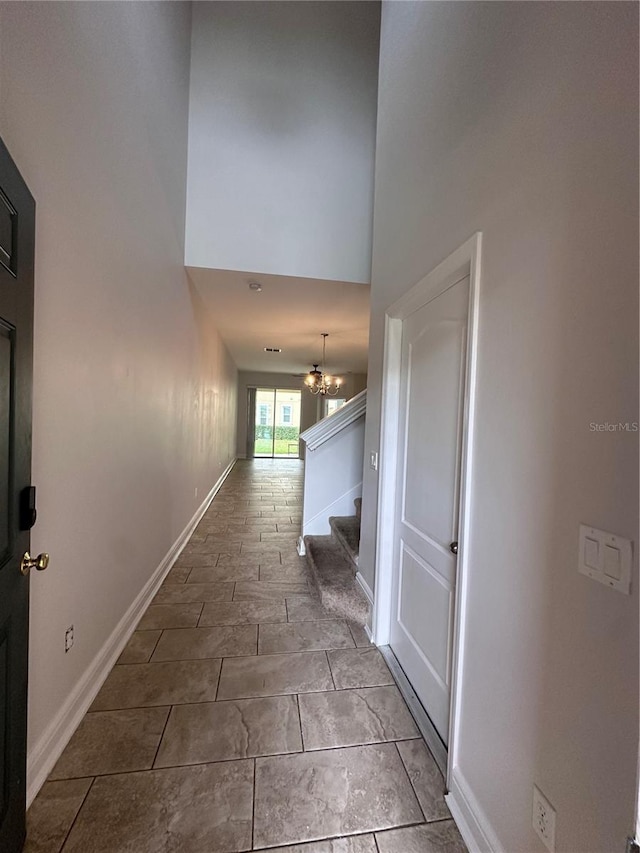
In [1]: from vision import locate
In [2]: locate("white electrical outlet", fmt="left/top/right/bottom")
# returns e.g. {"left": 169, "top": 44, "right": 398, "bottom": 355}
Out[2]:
{"left": 533, "top": 785, "right": 556, "bottom": 852}
{"left": 65, "top": 625, "right": 74, "bottom": 653}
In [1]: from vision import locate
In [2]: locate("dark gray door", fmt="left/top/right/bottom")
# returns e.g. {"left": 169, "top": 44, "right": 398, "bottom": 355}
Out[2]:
{"left": 0, "top": 136, "right": 36, "bottom": 853}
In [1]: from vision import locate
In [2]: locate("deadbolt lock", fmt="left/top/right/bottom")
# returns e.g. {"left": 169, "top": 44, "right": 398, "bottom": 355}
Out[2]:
{"left": 20, "top": 551, "right": 50, "bottom": 576}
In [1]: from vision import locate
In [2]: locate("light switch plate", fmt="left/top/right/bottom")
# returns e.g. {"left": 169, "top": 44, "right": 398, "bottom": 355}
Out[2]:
{"left": 578, "top": 524, "right": 632, "bottom": 594}
{"left": 369, "top": 451, "right": 378, "bottom": 471}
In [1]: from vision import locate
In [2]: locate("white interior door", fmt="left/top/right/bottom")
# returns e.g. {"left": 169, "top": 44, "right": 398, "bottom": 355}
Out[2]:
{"left": 389, "top": 274, "right": 470, "bottom": 746}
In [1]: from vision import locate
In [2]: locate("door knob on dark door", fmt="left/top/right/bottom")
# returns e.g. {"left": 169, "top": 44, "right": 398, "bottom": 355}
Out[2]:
{"left": 20, "top": 551, "right": 49, "bottom": 576}
{"left": 450, "top": 541, "right": 458, "bottom": 555}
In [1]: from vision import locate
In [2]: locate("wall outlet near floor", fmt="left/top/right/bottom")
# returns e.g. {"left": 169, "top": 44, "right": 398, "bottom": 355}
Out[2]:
{"left": 64, "top": 625, "right": 74, "bottom": 653}
{"left": 533, "top": 785, "right": 556, "bottom": 852}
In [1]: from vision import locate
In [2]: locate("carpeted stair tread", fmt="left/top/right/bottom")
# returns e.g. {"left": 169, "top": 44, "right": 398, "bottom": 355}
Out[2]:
{"left": 304, "top": 535, "right": 369, "bottom": 625}
{"left": 354, "top": 497, "right": 362, "bottom": 520}
{"left": 329, "top": 515, "right": 360, "bottom": 567}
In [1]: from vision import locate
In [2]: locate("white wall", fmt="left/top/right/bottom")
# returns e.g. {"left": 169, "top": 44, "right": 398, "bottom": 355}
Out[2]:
{"left": 301, "top": 413, "right": 366, "bottom": 538}
{"left": 0, "top": 0, "right": 237, "bottom": 776}
{"left": 361, "top": 3, "right": 638, "bottom": 851}
{"left": 185, "top": 1, "right": 380, "bottom": 284}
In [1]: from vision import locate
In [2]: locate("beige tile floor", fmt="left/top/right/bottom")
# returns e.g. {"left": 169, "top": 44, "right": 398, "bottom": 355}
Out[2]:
{"left": 25, "top": 460, "right": 467, "bottom": 853}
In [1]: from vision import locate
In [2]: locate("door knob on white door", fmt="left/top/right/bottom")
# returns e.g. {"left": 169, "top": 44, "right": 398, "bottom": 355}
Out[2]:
{"left": 450, "top": 542, "right": 458, "bottom": 555}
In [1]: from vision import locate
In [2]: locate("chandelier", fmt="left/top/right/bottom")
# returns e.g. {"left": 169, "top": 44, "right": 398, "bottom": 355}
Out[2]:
{"left": 305, "top": 334, "right": 342, "bottom": 396}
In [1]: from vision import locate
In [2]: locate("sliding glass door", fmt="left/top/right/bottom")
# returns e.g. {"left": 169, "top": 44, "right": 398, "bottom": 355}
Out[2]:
{"left": 253, "top": 388, "right": 301, "bottom": 458}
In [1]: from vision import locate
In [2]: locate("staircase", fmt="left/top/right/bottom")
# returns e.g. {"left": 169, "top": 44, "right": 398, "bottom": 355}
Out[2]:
{"left": 303, "top": 497, "right": 369, "bottom": 625}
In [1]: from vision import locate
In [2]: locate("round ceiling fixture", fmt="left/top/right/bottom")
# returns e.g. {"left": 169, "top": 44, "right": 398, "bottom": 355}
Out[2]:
{"left": 248, "top": 280, "right": 263, "bottom": 293}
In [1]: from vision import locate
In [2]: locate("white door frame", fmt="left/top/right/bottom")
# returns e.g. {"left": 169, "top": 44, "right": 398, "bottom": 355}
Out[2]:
{"left": 371, "top": 232, "right": 482, "bottom": 788}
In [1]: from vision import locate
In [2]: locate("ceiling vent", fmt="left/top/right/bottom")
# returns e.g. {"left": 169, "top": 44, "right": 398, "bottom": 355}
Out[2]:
{"left": 264, "top": 347, "right": 282, "bottom": 353}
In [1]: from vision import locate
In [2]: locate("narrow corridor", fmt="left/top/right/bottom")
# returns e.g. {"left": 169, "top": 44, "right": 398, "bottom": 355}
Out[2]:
{"left": 25, "top": 460, "right": 466, "bottom": 853}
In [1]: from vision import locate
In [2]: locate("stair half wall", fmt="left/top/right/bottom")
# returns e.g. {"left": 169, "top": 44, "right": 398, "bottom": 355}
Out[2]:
{"left": 298, "top": 390, "right": 366, "bottom": 549}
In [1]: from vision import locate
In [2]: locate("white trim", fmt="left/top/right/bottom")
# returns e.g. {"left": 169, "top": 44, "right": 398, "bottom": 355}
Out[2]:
{"left": 297, "top": 536, "right": 306, "bottom": 556}
{"left": 371, "top": 233, "right": 482, "bottom": 787}
{"left": 26, "top": 458, "right": 237, "bottom": 806}
{"left": 446, "top": 766, "right": 504, "bottom": 853}
{"left": 355, "top": 571, "right": 374, "bottom": 605}
{"left": 371, "top": 313, "right": 402, "bottom": 645}
{"left": 300, "top": 390, "right": 366, "bottom": 451}
{"left": 379, "top": 644, "right": 447, "bottom": 775}
{"left": 447, "top": 233, "right": 483, "bottom": 786}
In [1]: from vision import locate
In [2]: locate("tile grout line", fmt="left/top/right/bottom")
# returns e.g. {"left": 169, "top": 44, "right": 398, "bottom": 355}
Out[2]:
{"left": 346, "top": 621, "right": 360, "bottom": 647}
{"left": 392, "top": 740, "right": 427, "bottom": 825}
{"left": 48, "top": 736, "right": 427, "bottom": 788}
{"left": 251, "top": 757, "right": 257, "bottom": 850}
{"left": 213, "top": 656, "right": 223, "bottom": 701}
{"left": 326, "top": 650, "right": 337, "bottom": 690}
{"left": 256, "top": 830, "right": 390, "bottom": 852}
{"left": 58, "top": 774, "right": 96, "bottom": 852}
{"left": 295, "top": 693, "right": 305, "bottom": 752}
{"left": 150, "top": 705, "right": 173, "bottom": 770}
{"left": 90, "top": 686, "right": 418, "bottom": 712}
{"left": 148, "top": 629, "right": 164, "bottom": 662}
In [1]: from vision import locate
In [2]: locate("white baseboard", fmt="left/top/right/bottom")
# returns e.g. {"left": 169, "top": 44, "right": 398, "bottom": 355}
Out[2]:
{"left": 446, "top": 766, "right": 504, "bottom": 853}
{"left": 26, "top": 458, "right": 237, "bottom": 806}
{"left": 354, "top": 574, "right": 373, "bottom": 638}
{"left": 355, "top": 571, "right": 374, "bottom": 605}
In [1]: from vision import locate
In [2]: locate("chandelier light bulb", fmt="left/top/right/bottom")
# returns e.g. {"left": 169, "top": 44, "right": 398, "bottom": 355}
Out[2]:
{"left": 304, "top": 335, "right": 342, "bottom": 396}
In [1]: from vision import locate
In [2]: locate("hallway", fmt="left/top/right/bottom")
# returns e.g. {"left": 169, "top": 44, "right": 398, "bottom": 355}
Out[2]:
{"left": 25, "top": 460, "right": 466, "bottom": 853}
